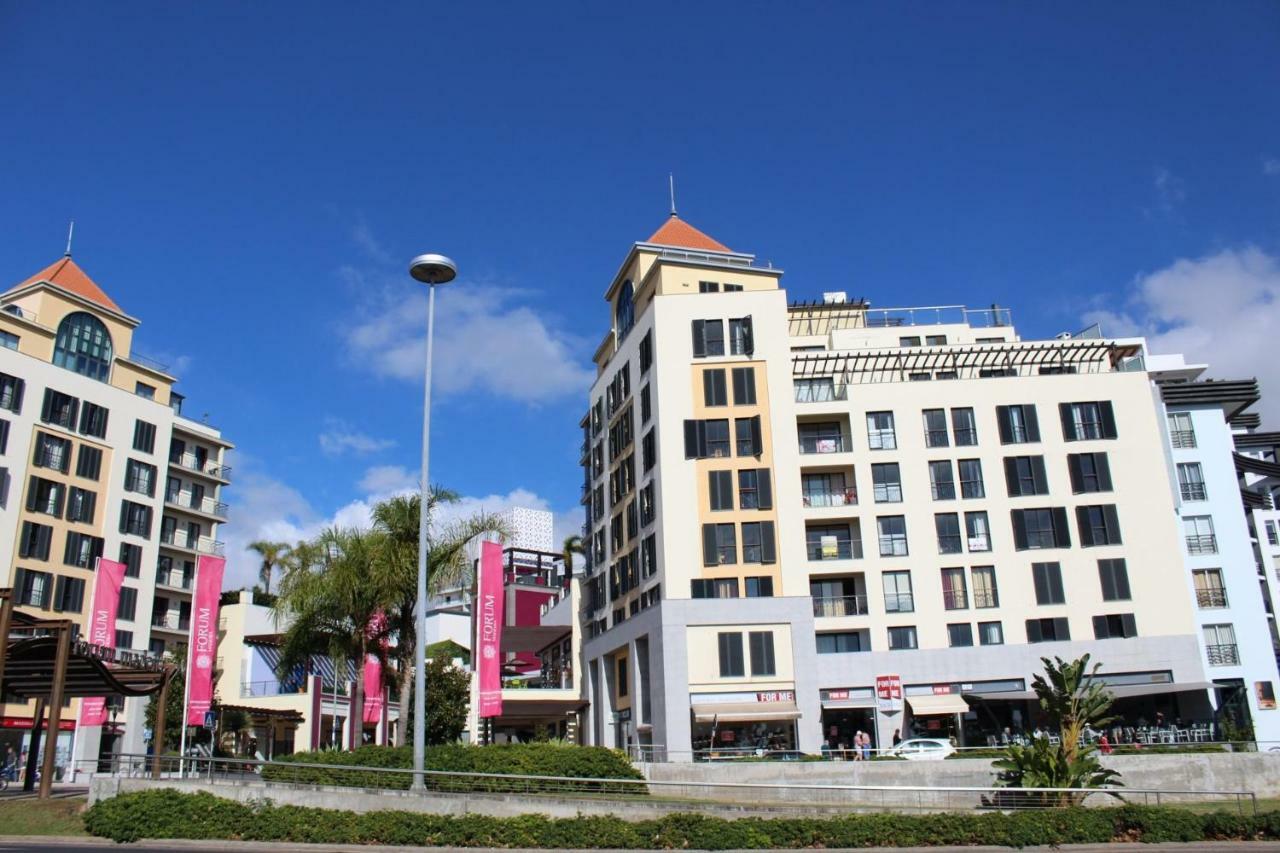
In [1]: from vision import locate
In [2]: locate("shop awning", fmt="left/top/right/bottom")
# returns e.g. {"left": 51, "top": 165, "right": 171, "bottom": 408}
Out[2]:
{"left": 218, "top": 704, "right": 305, "bottom": 723}
{"left": 822, "top": 696, "right": 878, "bottom": 709}
{"left": 966, "top": 689, "right": 1037, "bottom": 702}
{"left": 1104, "top": 681, "right": 1215, "bottom": 699}
{"left": 692, "top": 702, "right": 801, "bottom": 723}
{"left": 907, "top": 694, "right": 970, "bottom": 715}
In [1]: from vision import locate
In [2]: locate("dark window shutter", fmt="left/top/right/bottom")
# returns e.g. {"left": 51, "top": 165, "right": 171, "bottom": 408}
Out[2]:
{"left": 1103, "top": 505, "right": 1121, "bottom": 544}
{"left": 40, "top": 526, "right": 51, "bottom": 558}
{"left": 1052, "top": 508, "right": 1071, "bottom": 547}
{"left": 732, "top": 369, "right": 745, "bottom": 404}
{"left": 40, "top": 389, "right": 53, "bottom": 423}
{"left": 702, "top": 524, "right": 717, "bottom": 567}
{"left": 68, "top": 398, "right": 79, "bottom": 429}
{"left": 1098, "top": 562, "right": 1115, "bottom": 600}
{"left": 14, "top": 378, "right": 24, "bottom": 411}
{"left": 757, "top": 469, "right": 773, "bottom": 510}
{"left": 25, "top": 478, "right": 37, "bottom": 512}
{"left": 1025, "top": 620, "right": 1042, "bottom": 643}
{"left": 1097, "top": 454, "right": 1113, "bottom": 491}
{"left": 1003, "top": 458, "right": 1020, "bottom": 496}
{"left": 1122, "top": 613, "right": 1136, "bottom": 637}
{"left": 1012, "top": 510, "right": 1028, "bottom": 550}
{"left": 761, "top": 521, "right": 776, "bottom": 564}
{"left": 1068, "top": 455, "right": 1083, "bottom": 493}
{"left": 1100, "top": 401, "right": 1117, "bottom": 438}
{"left": 1092, "top": 615, "right": 1107, "bottom": 639}
{"left": 692, "top": 320, "right": 706, "bottom": 358}
{"left": 996, "top": 407, "right": 1013, "bottom": 444}
{"left": 1026, "top": 406, "right": 1040, "bottom": 442}
{"left": 1032, "top": 564, "right": 1047, "bottom": 602}
{"left": 119, "top": 506, "right": 128, "bottom": 534}
{"left": 750, "top": 416, "right": 762, "bottom": 458}
{"left": 1076, "top": 506, "right": 1094, "bottom": 546}
{"left": 744, "top": 316, "right": 754, "bottom": 355}
{"left": 1032, "top": 457, "right": 1048, "bottom": 493}
{"left": 53, "top": 486, "right": 65, "bottom": 518}
{"left": 1049, "top": 565, "right": 1064, "bottom": 603}
{"left": 1059, "top": 403, "right": 1077, "bottom": 441}
{"left": 684, "top": 420, "right": 698, "bottom": 459}
{"left": 1115, "top": 560, "right": 1131, "bottom": 599}
{"left": 703, "top": 371, "right": 716, "bottom": 406}
{"left": 1054, "top": 618, "right": 1070, "bottom": 641}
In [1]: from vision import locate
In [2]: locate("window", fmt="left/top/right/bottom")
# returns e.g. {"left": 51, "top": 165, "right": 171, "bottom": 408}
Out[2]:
{"left": 1060, "top": 401, "right": 1117, "bottom": 441}
{"left": 951, "top": 408, "right": 977, "bottom": 445}
{"left": 1004, "top": 456, "right": 1049, "bottom": 496}
{"left": 1184, "top": 515, "right": 1217, "bottom": 554}
{"left": 640, "top": 384, "right": 651, "bottom": 424}
{"left": 867, "top": 412, "right": 896, "bottom": 450}
{"left": 1203, "top": 624, "right": 1239, "bottom": 665}
{"left": 77, "top": 402, "right": 109, "bottom": 439}
{"left": 1032, "top": 562, "right": 1066, "bottom": 605}
{"left": 979, "top": 621, "right": 1004, "bottom": 645}
{"left": 871, "top": 463, "right": 902, "bottom": 502}
{"left": 731, "top": 367, "right": 756, "bottom": 405}
{"left": 749, "top": 631, "right": 776, "bottom": 676}
{"left": 692, "top": 319, "right": 725, "bottom": 357}
{"left": 699, "top": 281, "right": 720, "bottom": 293}
{"left": 643, "top": 534, "right": 657, "bottom": 578}
{"left": 1093, "top": 613, "right": 1137, "bottom": 640}
{"left": 19, "top": 521, "right": 53, "bottom": 560}
{"left": 67, "top": 487, "right": 96, "bottom": 524}
{"left": 745, "top": 576, "right": 774, "bottom": 597}
{"left": 63, "top": 532, "right": 103, "bottom": 568}
{"left": 729, "top": 317, "right": 754, "bottom": 356}
{"left": 616, "top": 657, "right": 628, "bottom": 697}
{"left": 996, "top": 404, "right": 1040, "bottom": 444}
{"left": 133, "top": 420, "right": 156, "bottom": 453}
{"left": 125, "top": 459, "right": 157, "bottom": 496}
{"left": 908, "top": 372, "right": 931, "bottom": 382}
{"left": 795, "top": 377, "right": 839, "bottom": 402}
{"left": 27, "top": 476, "right": 65, "bottom": 518}
{"left": 882, "top": 571, "right": 914, "bottom": 612}
{"left": 1077, "top": 505, "right": 1122, "bottom": 547}
{"left": 929, "top": 461, "right": 955, "bottom": 500}
{"left": 115, "top": 629, "right": 134, "bottom": 649}
{"left": 1193, "top": 568, "right": 1228, "bottom": 608}
{"left": 14, "top": 568, "right": 52, "bottom": 607}
{"left": 615, "top": 280, "right": 635, "bottom": 340}
{"left": 718, "top": 632, "right": 745, "bottom": 677}
{"left": 0, "top": 330, "right": 16, "bottom": 350}
{"left": 899, "top": 336, "right": 921, "bottom": 347}
{"left": 703, "top": 523, "right": 737, "bottom": 565}
{"left": 1093, "top": 557, "right": 1131, "bottom": 601}
{"left": 738, "top": 468, "right": 772, "bottom": 510}
{"left": 642, "top": 430, "right": 655, "bottom": 472}
{"left": 965, "top": 511, "right": 992, "bottom": 551}
{"left": 948, "top": 623, "right": 974, "bottom": 647}
{"left": 72, "top": 445, "right": 99, "bottom": 481}
{"left": 692, "top": 578, "right": 740, "bottom": 599}
{"left": 1167, "top": 412, "right": 1196, "bottom": 448}
{"left": 878, "top": 516, "right": 908, "bottom": 556}
{"left": 935, "top": 513, "right": 963, "bottom": 554}
{"left": 1069, "top": 453, "right": 1113, "bottom": 494}
{"left": 807, "top": 523, "right": 859, "bottom": 560}
{"left": 734, "top": 416, "right": 761, "bottom": 457}
{"left": 926, "top": 334, "right": 947, "bottom": 346}
{"left": 817, "top": 632, "right": 864, "bottom": 654}
{"left": 1012, "top": 508, "right": 1071, "bottom": 550}
{"left": 703, "top": 369, "right": 728, "bottom": 406}
{"left": 639, "top": 331, "right": 653, "bottom": 373}
{"left": 708, "top": 470, "right": 734, "bottom": 511}
{"left": 41, "top": 389, "right": 79, "bottom": 429}
{"left": 0, "top": 418, "right": 8, "bottom": 454}
{"left": 683, "top": 419, "right": 733, "bottom": 459}
{"left": 972, "top": 566, "right": 999, "bottom": 608}
{"left": 1176, "top": 463, "right": 1207, "bottom": 501}
{"left": 724, "top": 284, "right": 744, "bottom": 292}
{"left": 802, "top": 471, "right": 854, "bottom": 507}
{"left": 33, "top": 432, "right": 71, "bottom": 472}
{"left": 0, "top": 373, "right": 24, "bottom": 413}
{"left": 887, "top": 626, "right": 918, "bottom": 650}
{"left": 120, "top": 501, "right": 153, "bottom": 537}
{"left": 923, "top": 409, "right": 949, "bottom": 447}
{"left": 1026, "top": 617, "right": 1070, "bottom": 643}
{"left": 798, "top": 422, "right": 842, "bottom": 454}
{"left": 119, "top": 542, "right": 142, "bottom": 578}
{"left": 740, "top": 522, "right": 776, "bottom": 563}
{"left": 53, "top": 312, "right": 113, "bottom": 381}
{"left": 958, "top": 459, "right": 985, "bottom": 498}
{"left": 639, "top": 482, "right": 655, "bottom": 527}
{"left": 941, "top": 567, "right": 968, "bottom": 610}
{"left": 52, "top": 575, "right": 86, "bottom": 613}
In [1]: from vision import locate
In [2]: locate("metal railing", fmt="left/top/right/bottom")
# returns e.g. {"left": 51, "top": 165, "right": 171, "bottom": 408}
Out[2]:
{"left": 861, "top": 305, "right": 1013, "bottom": 329}
{"left": 1196, "top": 588, "right": 1229, "bottom": 608}
{"left": 799, "top": 435, "right": 846, "bottom": 454}
{"left": 973, "top": 591, "right": 999, "bottom": 609}
{"left": 802, "top": 490, "right": 857, "bottom": 507}
{"left": 161, "top": 529, "right": 226, "bottom": 555}
{"left": 1186, "top": 534, "right": 1218, "bottom": 555}
{"left": 942, "top": 589, "right": 969, "bottom": 610}
{"left": 806, "top": 539, "right": 862, "bottom": 560}
{"left": 1170, "top": 429, "right": 1197, "bottom": 449}
{"left": 151, "top": 613, "right": 190, "bottom": 632}
{"left": 1180, "top": 483, "right": 1208, "bottom": 501}
{"left": 165, "top": 490, "right": 229, "bottom": 519}
{"left": 1206, "top": 644, "right": 1241, "bottom": 666}
{"left": 241, "top": 680, "right": 307, "bottom": 698}
{"left": 156, "top": 571, "right": 193, "bottom": 591}
{"left": 126, "top": 352, "right": 171, "bottom": 373}
{"left": 812, "top": 594, "right": 869, "bottom": 617}
{"left": 883, "top": 592, "right": 915, "bottom": 613}
{"left": 794, "top": 384, "right": 848, "bottom": 403}
{"left": 170, "top": 452, "right": 232, "bottom": 480}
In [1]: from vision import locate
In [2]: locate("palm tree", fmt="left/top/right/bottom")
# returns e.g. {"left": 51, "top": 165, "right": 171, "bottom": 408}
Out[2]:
{"left": 248, "top": 540, "right": 290, "bottom": 596}
{"left": 562, "top": 534, "right": 585, "bottom": 575}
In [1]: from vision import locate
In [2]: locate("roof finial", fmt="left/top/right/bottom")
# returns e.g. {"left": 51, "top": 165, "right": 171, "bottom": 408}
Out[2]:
{"left": 64, "top": 220, "right": 75, "bottom": 258}
{"left": 669, "top": 173, "right": 677, "bottom": 217}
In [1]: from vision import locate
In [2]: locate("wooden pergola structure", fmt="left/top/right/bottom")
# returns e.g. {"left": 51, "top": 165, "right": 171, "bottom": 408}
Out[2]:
{"left": 0, "top": 589, "right": 178, "bottom": 798}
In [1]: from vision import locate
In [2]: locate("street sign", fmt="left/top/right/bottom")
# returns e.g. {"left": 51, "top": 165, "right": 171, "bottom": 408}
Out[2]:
{"left": 875, "top": 674, "right": 903, "bottom": 713}
{"left": 203, "top": 710, "right": 217, "bottom": 730}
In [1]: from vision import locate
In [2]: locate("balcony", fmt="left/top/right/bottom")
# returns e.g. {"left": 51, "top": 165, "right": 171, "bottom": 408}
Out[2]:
{"left": 170, "top": 451, "right": 232, "bottom": 482}
{"left": 165, "top": 490, "right": 229, "bottom": 520}
{"left": 806, "top": 538, "right": 862, "bottom": 561}
{"left": 802, "top": 489, "right": 857, "bottom": 508}
{"left": 1196, "top": 588, "right": 1229, "bottom": 608}
{"left": 1186, "top": 534, "right": 1218, "bottom": 556}
{"left": 241, "top": 680, "right": 307, "bottom": 698}
{"left": 156, "top": 570, "right": 193, "bottom": 592}
{"left": 151, "top": 613, "right": 190, "bottom": 633}
{"left": 1205, "top": 644, "right": 1240, "bottom": 666}
{"left": 161, "top": 529, "right": 226, "bottom": 556}
{"left": 794, "top": 384, "right": 848, "bottom": 403}
{"left": 1180, "top": 483, "right": 1207, "bottom": 502}
{"left": 812, "top": 595, "right": 868, "bottom": 618}
{"left": 1170, "top": 430, "right": 1197, "bottom": 449}
{"left": 799, "top": 436, "right": 846, "bottom": 455}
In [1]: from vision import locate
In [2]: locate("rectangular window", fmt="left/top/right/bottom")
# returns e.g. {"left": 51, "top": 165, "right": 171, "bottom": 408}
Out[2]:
{"left": 958, "top": 459, "right": 985, "bottom": 499}
{"left": 699, "top": 281, "right": 720, "bottom": 293}
{"left": 1032, "top": 561, "right": 1066, "bottom": 605}
{"left": 878, "top": 515, "right": 908, "bottom": 556}
{"left": 708, "top": 470, "right": 733, "bottom": 511}
{"left": 738, "top": 468, "right": 772, "bottom": 510}
{"left": 32, "top": 432, "right": 71, "bottom": 473}
{"left": 639, "top": 482, "right": 654, "bottom": 527}
{"left": 979, "top": 621, "right": 1004, "bottom": 645}
{"left": 135, "top": 382, "right": 155, "bottom": 400}
{"left": 731, "top": 367, "right": 756, "bottom": 405}
{"left": 923, "top": 409, "right": 949, "bottom": 447}
{"left": 882, "top": 570, "right": 914, "bottom": 613}
{"left": 794, "top": 377, "right": 839, "bottom": 403}
{"left": 41, "top": 389, "right": 79, "bottom": 429}
{"left": 718, "top": 632, "right": 745, "bottom": 677}
{"left": 1167, "top": 412, "right": 1196, "bottom": 448}
{"left": 119, "top": 542, "right": 142, "bottom": 578}
{"left": 972, "top": 566, "right": 999, "bottom": 608}
{"left": 1012, "top": 508, "right": 1071, "bottom": 550}
{"left": 640, "top": 384, "right": 651, "bottom": 424}
{"left": 1184, "top": 515, "right": 1217, "bottom": 554}
{"left": 935, "top": 513, "right": 962, "bottom": 554}
{"left": 929, "top": 460, "right": 956, "bottom": 500}
{"left": 1076, "top": 505, "right": 1122, "bottom": 547}
{"left": 0, "top": 330, "right": 16, "bottom": 350}
{"left": 926, "top": 334, "right": 947, "bottom": 346}
{"left": 1068, "top": 452, "right": 1113, "bottom": 494}
{"left": 19, "top": 521, "right": 53, "bottom": 560}
{"left": 78, "top": 402, "right": 109, "bottom": 439}
{"left": 817, "top": 632, "right": 864, "bottom": 654}
{"left": 1176, "top": 462, "right": 1207, "bottom": 501}
{"left": 703, "top": 522, "right": 737, "bottom": 566}
{"left": 52, "top": 575, "right": 86, "bottom": 613}
{"left": 115, "top": 629, "right": 134, "bottom": 649}
{"left": 76, "top": 445, "right": 102, "bottom": 480}
{"left": 867, "top": 412, "right": 896, "bottom": 450}
{"left": 692, "top": 319, "right": 725, "bottom": 357}
{"left": 798, "top": 422, "right": 842, "bottom": 454}
{"left": 741, "top": 521, "right": 775, "bottom": 563}
{"left": 729, "top": 317, "right": 754, "bottom": 356}
{"left": 1203, "top": 623, "right": 1239, "bottom": 665}
{"left": 887, "top": 626, "right": 918, "bottom": 650}
{"left": 871, "top": 463, "right": 902, "bottom": 502}
{"left": 965, "top": 511, "right": 992, "bottom": 552}
{"left": 806, "top": 523, "right": 859, "bottom": 560}
{"left": 0, "top": 373, "right": 24, "bottom": 413}
{"left": 63, "top": 531, "right": 103, "bottom": 568}
{"left": 692, "top": 578, "right": 740, "bottom": 599}
{"left": 120, "top": 501, "right": 153, "bottom": 537}
{"left": 639, "top": 331, "right": 653, "bottom": 373}
{"left": 1060, "top": 401, "right": 1117, "bottom": 441}
{"left": 996, "top": 404, "right": 1040, "bottom": 444}
{"left": 14, "top": 568, "right": 52, "bottom": 607}
{"left": 67, "top": 487, "right": 96, "bottom": 524}
{"left": 1090, "top": 558, "right": 1130, "bottom": 602}
{"left": 1004, "top": 456, "right": 1049, "bottom": 496}
{"left": 703, "top": 369, "right": 728, "bottom": 406}
{"left": 745, "top": 576, "right": 774, "bottom": 597}
{"left": 951, "top": 408, "right": 978, "bottom": 445}
{"left": 1025, "top": 617, "right": 1071, "bottom": 643}
{"left": 642, "top": 429, "right": 655, "bottom": 472}
{"left": 0, "top": 418, "right": 8, "bottom": 454}
{"left": 1093, "top": 613, "right": 1138, "bottom": 640}
{"left": 948, "top": 623, "right": 974, "bottom": 647}
{"left": 133, "top": 420, "right": 157, "bottom": 453}
{"left": 941, "top": 567, "right": 968, "bottom": 610}
{"left": 899, "top": 336, "right": 921, "bottom": 347}
{"left": 684, "top": 419, "right": 734, "bottom": 459}
{"left": 125, "top": 459, "right": 157, "bottom": 496}
{"left": 734, "top": 416, "right": 761, "bottom": 457}
{"left": 748, "top": 631, "right": 776, "bottom": 676}
{"left": 27, "top": 476, "right": 65, "bottom": 518}
{"left": 616, "top": 658, "right": 628, "bottom": 697}
{"left": 724, "top": 284, "right": 743, "bottom": 292}
{"left": 1193, "top": 568, "right": 1228, "bottom": 608}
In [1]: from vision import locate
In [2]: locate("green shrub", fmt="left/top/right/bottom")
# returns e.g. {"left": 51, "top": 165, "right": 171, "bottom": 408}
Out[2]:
{"left": 83, "top": 791, "right": 1280, "bottom": 847}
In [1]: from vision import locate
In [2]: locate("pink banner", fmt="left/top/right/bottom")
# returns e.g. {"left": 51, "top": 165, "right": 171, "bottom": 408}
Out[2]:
{"left": 362, "top": 610, "right": 388, "bottom": 724}
{"left": 477, "top": 540, "right": 504, "bottom": 718}
{"left": 79, "top": 557, "right": 128, "bottom": 726}
{"left": 185, "top": 555, "right": 226, "bottom": 726}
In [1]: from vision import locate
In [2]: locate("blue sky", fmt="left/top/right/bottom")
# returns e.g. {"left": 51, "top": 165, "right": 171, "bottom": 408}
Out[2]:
{"left": 2, "top": 2, "right": 1278, "bottom": 586}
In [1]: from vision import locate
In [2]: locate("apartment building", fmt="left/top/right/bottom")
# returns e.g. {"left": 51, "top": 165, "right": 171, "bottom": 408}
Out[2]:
{"left": 577, "top": 215, "right": 1277, "bottom": 759}
{"left": 0, "top": 256, "right": 232, "bottom": 772}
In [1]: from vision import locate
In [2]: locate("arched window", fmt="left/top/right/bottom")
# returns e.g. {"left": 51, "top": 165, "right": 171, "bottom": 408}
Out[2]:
{"left": 53, "top": 312, "right": 113, "bottom": 381}
{"left": 615, "top": 280, "right": 635, "bottom": 340}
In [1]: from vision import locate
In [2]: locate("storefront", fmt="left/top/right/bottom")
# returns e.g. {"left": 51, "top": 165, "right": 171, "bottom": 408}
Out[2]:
{"left": 690, "top": 691, "right": 800, "bottom": 758}
{"left": 904, "top": 691, "right": 970, "bottom": 743}
{"left": 819, "top": 687, "right": 878, "bottom": 755}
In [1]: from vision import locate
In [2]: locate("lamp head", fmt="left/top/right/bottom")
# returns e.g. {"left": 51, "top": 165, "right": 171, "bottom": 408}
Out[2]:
{"left": 409, "top": 254, "right": 458, "bottom": 285}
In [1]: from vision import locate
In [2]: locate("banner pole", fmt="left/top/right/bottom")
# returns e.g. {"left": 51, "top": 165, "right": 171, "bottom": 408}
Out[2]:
{"left": 177, "top": 562, "right": 198, "bottom": 777}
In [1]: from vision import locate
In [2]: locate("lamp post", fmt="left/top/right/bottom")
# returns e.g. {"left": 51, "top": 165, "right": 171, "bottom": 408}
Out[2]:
{"left": 407, "top": 253, "right": 457, "bottom": 790}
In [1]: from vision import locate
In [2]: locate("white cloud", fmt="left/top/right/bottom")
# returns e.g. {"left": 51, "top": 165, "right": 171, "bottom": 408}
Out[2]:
{"left": 318, "top": 419, "right": 395, "bottom": 456}
{"left": 1145, "top": 166, "right": 1186, "bottom": 218}
{"left": 352, "top": 217, "right": 393, "bottom": 264}
{"left": 357, "top": 464, "right": 419, "bottom": 495}
{"left": 1264, "top": 158, "right": 1280, "bottom": 176}
{"left": 1083, "top": 246, "right": 1280, "bottom": 422}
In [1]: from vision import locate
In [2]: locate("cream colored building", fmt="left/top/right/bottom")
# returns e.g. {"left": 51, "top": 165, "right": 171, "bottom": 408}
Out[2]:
{"left": 578, "top": 216, "right": 1274, "bottom": 759}
{"left": 0, "top": 255, "right": 231, "bottom": 771}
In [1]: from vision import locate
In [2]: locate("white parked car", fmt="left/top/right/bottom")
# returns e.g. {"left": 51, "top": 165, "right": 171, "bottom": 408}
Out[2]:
{"left": 886, "top": 738, "right": 956, "bottom": 760}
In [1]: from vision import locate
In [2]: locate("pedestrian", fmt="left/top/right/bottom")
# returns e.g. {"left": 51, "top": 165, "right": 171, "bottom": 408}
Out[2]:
{"left": 1098, "top": 734, "right": 1113, "bottom": 755}
{"left": 860, "top": 731, "right": 872, "bottom": 760}
{"left": 852, "top": 730, "right": 864, "bottom": 760}
{"left": 892, "top": 728, "right": 902, "bottom": 747}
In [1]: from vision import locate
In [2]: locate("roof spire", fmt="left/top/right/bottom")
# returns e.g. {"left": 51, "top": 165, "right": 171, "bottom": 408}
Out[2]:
{"left": 669, "top": 173, "right": 677, "bottom": 217}
{"left": 64, "top": 220, "right": 75, "bottom": 258}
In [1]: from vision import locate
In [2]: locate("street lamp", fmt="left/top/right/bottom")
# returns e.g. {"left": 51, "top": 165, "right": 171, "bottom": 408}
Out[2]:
{"left": 408, "top": 253, "right": 457, "bottom": 791}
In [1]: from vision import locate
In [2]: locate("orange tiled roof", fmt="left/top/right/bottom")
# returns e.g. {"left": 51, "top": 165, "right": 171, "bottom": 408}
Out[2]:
{"left": 645, "top": 215, "right": 732, "bottom": 253}
{"left": 10, "top": 257, "right": 122, "bottom": 313}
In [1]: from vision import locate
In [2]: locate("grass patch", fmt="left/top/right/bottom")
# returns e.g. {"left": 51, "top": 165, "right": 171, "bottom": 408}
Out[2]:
{"left": 0, "top": 796, "right": 88, "bottom": 836}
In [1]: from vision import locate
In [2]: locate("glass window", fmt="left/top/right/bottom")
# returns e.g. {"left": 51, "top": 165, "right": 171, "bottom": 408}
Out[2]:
{"left": 1005, "top": 456, "right": 1048, "bottom": 496}
{"left": 125, "top": 459, "right": 157, "bottom": 497}
{"left": 78, "top": 402, "right": 109, "bottom": 439}
{"left": 692, "top": 319, "right": 725, "bottom": 357}
{"left": 887, "top": 626, "right": 918, "bottom": 650}
{"left": 706, "top": 420, "right": 731, "bottom": 457}
{"left": 806, "top": 523, "right": 859, "bottom": 560}
{"left": 733, "top": 417, "right": 758, "bottom": 457}
{"left": 817, "top": 632, "right": 864, "bottom": 653}
{"left": 997, "top": 404, "right": 1039, "bottom": 444}
{"left": 699, "top": 281, "right": 720, "bottom": 293}
{"left": 1167, "top": 412, "right": 1196, "bottom": 448}
{"left": 1026, "top": 617, "right": 1070, "bottom": 643}
{"left": 745, "top": 576, "right": 773, "bottom": 598}
{"left": 1177, "top": 462, "right": 1207, "bottom": 501}
{"left": 33, "top": 433, "right": 71, "bottom": 473}
{"left": 795, "top": 377, "right": 839, "bottom": 403}
{"left": 749, "top": 631, "right": 776, "bottom": 676}
{"left": 1184, "top": 515, "right": 1216, "bottom": 554}
{"left": 1032, "top": 562, "right": 1065, "bottom": 605}
{"left": 53, "top": 312, "right": 113, "bottom": 381}
{"left": 802, "top": 472, "right": 851, "bottom": 507}
{"left": 729, "top": 318, "right": 753, "bottom": 356}
{"left": 958, "top": 459, "right": 984, "bottom": 498}
{"left": 923, "top": 409, "right": 949, "bottom": 447}
{"left": 1077, "top": 504, "right": 1122, "bottom": 547}
{"left": 871, "top": 463, "right": 902, "bottom": 502}
{"left": 798, "top": 422, "right": 843, "bottom": 454}
{"left": 941, "top": 567, "right": 968, "bottom": 610}
{"left": 0, "top": 330, "right": 17, "bottom": 350}
{"left": 978, "top": 621, "right": 1004, "bottom": 645}
{"left": 19, "top": 521, "right": 52, "bottom": 560}
{"left": 0, "top": 373, "right": 24, "bottom": 413}
{"left": 1062, "top": 401, "right": 1117, "bottom": 441}
{"left": 965, "top": 511, "right": 992, "bottom": 551}
{"left": 1099, "top": 559, "right": 1132, "bottom": 601}
{"left": 41, "top": 389, "right": 79, "bottom": 429}
{"left": 741, "top": 522, "right": 765, "bottom": 563}
{"left": 738, "top": 469, "right": 759, "bottom": 509}
{"left": 1069, "top": 452, "right": 1112, "bottom": 494}
{"left": 935, "top": 513, "right": 962, "bottom": 554}
{"left": 692, "top": 578, "right": 740, "bottom": 599}
{"left": 614, "top": 280, "right": 635, "bottom": 339}
{"left": 133, "top": 420, "right": 156, "bottom": 454}
{"left": 877, "top": 516, "right": 908, "bottom": 556}
{"left": 1013, "top": 508, "right": 1069, "bottom": 550}
{"left": 28, "top": 477, "right": 64, "bottom": 518}
{"left": 67, "top": 487, "right": 96, "bottom": 524}
{"left": 929, "top": 460, "right": 955, "bottom": 500}
{"left": 1093, "top": 613, "right": 1137, "bottom": 640}
{"left": 76, "top": 445, "right": 102, "bottom": 480}
{"left": 640, "top": 384, "right": 651, "bottom": 424}
{"left": 947, "top": 623, "right": 974, "bottom": 647}
{"left": 52, "top": 575, "right": 86, "bottom": 613}
{"left": 1192, "top": 568, "right": 1227, "bottom": 608}
{"left": 926, "top": 334, "right": 947, "bottom": 346}
{"left": 703, "top": 369, "right": 728, "bottom": 406}
{"left": 972, "top": 566, "right": 999, "bottom": 608}
{"left": 708, "top": 470, "right": 733, "bottom": 511}
{"left": 731, "top": 367, "right": 756, "bottom": 405}
{"left": 882, "top": 570, "right": 914, "bottom": 613}
{"left": 718, "top": 632, "right": 744, "bottom": 676}
{"left": 866, "top": 412, "right": 896, "bottom": 450}
{"left": 951, "top": 408, "right": 978, "bottom": 445}
{"left": 899, "top": 336, "right": 921, "bottom": 347}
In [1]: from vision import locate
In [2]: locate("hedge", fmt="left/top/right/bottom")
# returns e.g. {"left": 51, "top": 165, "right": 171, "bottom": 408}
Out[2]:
{"left": 259, "top": 742, "right": 645, "bottom": 793}
{"left": 83, "top": 789, "right": 1280, "bottom": 847}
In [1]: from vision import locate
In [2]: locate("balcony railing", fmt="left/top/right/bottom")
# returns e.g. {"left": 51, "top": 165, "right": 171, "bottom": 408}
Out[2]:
{"left": 883, "top": 592, "right": 915, "bottom": 613}
{"left": 151, "top": 613, "right": 190, "bottom": 632}
{"left": 1180, "top": 483, "right": 1207, "bottom": 501}
{"left": 794, "top": 384, "right": 848, "bottom": 403}
{"left": 973, "top": 591, "right": 999, "bottom": 609}
{"left": 161, "top": 529, "right": 226, "bottom": 556}
{"left": 1170, "top": 430, "right": 1197, "bottom": 449}
{"left": 1205, "top": 644, "right": 1240, "bottom": 666}
{"left": 806, "top": 539, "right": 862, "bottom": 560}
{"left": 799, "top": 436, "right": 845, "bottom": 454}
{"left": 802, "top": 489, "right": 857, "bottom": 508}
{"left": 156, "top": 571, "right": 193, "bottom": 591}
{"left": 812, "top": 595, "right": 869, "bottom": 618}
{"left": 1195, "top": 588, "right": 1229, "bottom": 608}
{"left": 942, "top": 589, "right": 969, "bottom": 610}
{"left": 1186, "top": 534, "right": 1218, "bottom": 555}
{"left": 241, "top": 680, "right": 307, "bottom": 698}
{"left": 165, "top": 490, "right": 229, "bottom": 520}
{"left": 170, "top": 452, "right": 232, "bottom": 480}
